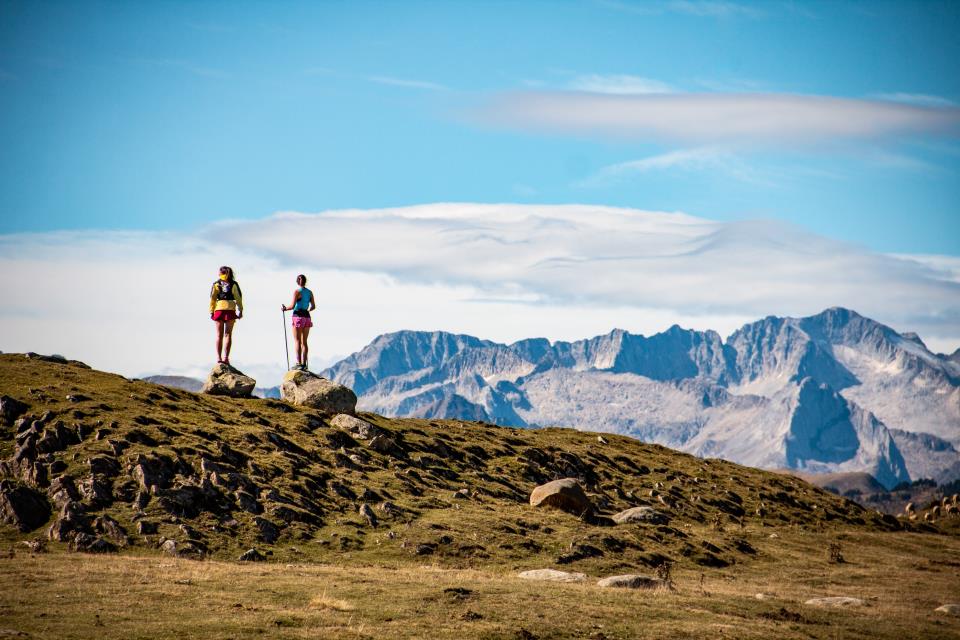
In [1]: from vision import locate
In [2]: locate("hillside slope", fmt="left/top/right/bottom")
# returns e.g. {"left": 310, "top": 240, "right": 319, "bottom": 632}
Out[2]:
{"left": 0, "top": 354, "right": 919, "bottom": 572}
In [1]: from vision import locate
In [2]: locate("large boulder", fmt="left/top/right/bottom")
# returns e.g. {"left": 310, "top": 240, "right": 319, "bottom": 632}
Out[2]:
{"left": 201, "top": 363, "right": 256, "bottom": 398}
{"left": 280, "top": 370, "right": 356, "bottom": 414}
{"left": 612, "top": 506, "right": 669, "bottom": 525}
{"left": 0, "top": 480, "right": 51, "bottom": 532}
{"left": 529, "top": 478, "right": 593, "bottom": 517}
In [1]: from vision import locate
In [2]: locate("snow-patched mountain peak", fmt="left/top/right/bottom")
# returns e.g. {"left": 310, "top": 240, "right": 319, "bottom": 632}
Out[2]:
{"left": 322, "top": 308, "right": 959, "bottom": 488}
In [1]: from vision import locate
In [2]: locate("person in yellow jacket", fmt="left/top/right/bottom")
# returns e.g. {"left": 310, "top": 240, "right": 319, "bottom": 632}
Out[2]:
{"left": 209, "top": 265, "right": 243, "bottom": 365}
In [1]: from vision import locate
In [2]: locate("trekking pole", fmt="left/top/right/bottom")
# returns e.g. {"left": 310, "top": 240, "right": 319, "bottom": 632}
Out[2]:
{"left": 281, "top": 307, "right": 290, "bottom": 371}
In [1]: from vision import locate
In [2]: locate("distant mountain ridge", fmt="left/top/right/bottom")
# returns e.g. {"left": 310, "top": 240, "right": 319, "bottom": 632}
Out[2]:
{"left": 322, "top": 308, "right": 960, "bottom": 488}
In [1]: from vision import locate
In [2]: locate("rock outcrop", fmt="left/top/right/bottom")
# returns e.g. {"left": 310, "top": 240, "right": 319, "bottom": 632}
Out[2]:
{"left": 0, "top": 395, "right": 28, "bottom": 426}
{"left": 0, "top": 480, "right": 51, "bottom": 531}
{"left": 200, "top": 364, "right": 256, "bottom": 398}
{"left": 529, "top": 478, "right": 593, "bottom": 517}
{"left": 280, "top": 370, "right": 356, "bottom": 414}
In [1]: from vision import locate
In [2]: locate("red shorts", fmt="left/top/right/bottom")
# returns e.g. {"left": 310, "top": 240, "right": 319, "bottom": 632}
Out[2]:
{"left": 212, "top": 310, "right": 237, "bottom": 323}
{"left": 292, "top": 316, "right": 313, "bottom": 328}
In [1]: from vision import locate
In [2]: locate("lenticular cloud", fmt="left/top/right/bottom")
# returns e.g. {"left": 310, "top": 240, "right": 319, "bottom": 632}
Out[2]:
{"left": 475, "top": 92, "right": 960, "bottom": 145}
{"left": 212, "top": 203, "right": 960, "bottom": 340}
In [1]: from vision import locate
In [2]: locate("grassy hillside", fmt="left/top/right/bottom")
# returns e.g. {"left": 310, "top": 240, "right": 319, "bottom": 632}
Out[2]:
{"left": 1, "top": 353, "right": 958, "bottom": 639}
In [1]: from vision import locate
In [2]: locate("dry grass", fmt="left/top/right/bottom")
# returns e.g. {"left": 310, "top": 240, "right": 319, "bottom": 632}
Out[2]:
{"left": 308, "top": 591, "right": 356, "bottom": 612}
{"left": 2, "top": 526, "right": 959, "bottom": 639}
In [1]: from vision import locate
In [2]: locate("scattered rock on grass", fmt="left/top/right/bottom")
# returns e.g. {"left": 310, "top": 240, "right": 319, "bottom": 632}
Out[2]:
{"left": 804, "top": 596, "right": 864, "bottom": 607}
{"left": 71, "top": 533, "right": 117, "bottom": 553}
{"left": 368, "top": 434, "right": 405, "bottom": 458}
{"left": 330, "top": 414, "right": 383, "bottom": 439}
{"left": 611, "top": 506, "right": 669, "bottom": 525}
{"left": 596, "top": 575, "right": 668, "bottom": 590}
{"left": 238, "top": 548, "right": 265, "bottom": 562}
{"left": 359, "top": 503, "right": 378, "bottom": 528}
{"left": 529, "top": 478, "right": 593, "bottom": 517}
{"left": 517, "top": 569, "right": 587, "bottom": 583}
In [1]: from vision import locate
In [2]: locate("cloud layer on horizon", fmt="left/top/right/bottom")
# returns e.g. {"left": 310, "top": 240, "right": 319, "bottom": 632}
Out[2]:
{"left": 1, "top": 203, "right": 958, "bottom": 384}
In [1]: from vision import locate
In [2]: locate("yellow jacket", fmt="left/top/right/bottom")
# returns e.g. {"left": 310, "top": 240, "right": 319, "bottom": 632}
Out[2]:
{"left": 209, "top": 280, "right": 243, "bottom": 313}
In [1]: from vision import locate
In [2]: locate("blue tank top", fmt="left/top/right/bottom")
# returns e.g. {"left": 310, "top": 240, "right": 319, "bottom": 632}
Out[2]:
{"left": 293, "top": 287, "right": 312, "bottom": 311}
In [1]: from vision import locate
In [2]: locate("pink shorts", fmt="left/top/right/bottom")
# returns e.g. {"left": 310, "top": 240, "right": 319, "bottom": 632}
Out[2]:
{"left": 292, "top": 316, "right": 313, "bottom": 328}
{"left": 212, "top": 310, "right": 237, "bottom": 323}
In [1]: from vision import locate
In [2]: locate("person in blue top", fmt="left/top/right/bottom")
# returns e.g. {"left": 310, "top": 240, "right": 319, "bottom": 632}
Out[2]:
{"left": 281, "top": 274, "right": 316, "bottom": 370}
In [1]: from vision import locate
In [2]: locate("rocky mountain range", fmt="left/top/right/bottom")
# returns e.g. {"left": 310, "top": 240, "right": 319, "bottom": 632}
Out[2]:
{"left": 321, "top": 308, "right": 960, "bottom": 489}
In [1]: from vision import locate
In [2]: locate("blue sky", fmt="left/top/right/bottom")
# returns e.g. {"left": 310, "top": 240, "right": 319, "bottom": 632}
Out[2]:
{"left": 1, "top": 0, "right": 959, "bottom": 254}
{"left": 2, "top": 1, "right": 960, "bottom": 381}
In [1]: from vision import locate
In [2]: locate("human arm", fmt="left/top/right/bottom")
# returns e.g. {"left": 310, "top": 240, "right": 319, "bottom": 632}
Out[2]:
{"left": 209, "top": 282, "right": 217, "bottom": 316}
{"left": 281, "top": 289, "right": 300, "bottom": 312}
{"left": 234, "top": 283, "right": 243, "bottom": 319}
{"left": 309, "top": 288, "right": 316, "bottom": 312}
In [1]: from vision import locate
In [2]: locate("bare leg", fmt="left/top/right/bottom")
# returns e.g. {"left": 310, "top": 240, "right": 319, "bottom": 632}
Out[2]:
{"left": 223, "top": 320, "right": 235, "bottom": 363}
{"left": 301, "top": 325, "right": 311, "bottom": 369}
{"left": 292, "top": 326, "right": 302, "bottom": 366}
{"left": 215, "top": 321, "right": 225, "bottom": 362}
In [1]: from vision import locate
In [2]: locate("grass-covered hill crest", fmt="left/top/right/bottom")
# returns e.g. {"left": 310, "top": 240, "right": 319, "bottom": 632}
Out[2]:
{"left": 0, "top": 353, "right": 916, "bottom": 571}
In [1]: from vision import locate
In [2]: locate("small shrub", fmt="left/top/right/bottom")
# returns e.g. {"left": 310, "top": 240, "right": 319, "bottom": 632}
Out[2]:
{"left": 828, "top": 541, "right": 844, "bottom": 564}
{"left": 711, "top": 513, "right": 724, "bottom": 532}
{"left": 655, "top": 560, "right": 674, "bottom": 587}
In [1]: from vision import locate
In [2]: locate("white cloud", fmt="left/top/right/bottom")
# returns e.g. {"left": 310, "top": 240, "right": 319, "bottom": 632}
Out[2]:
{"left": 567, "top": 74, "right": 673, "bottom": 95}
{"left": 575, "top": 147, "right": 769, "bottom": 186}
{"left": 1, "top": 204, "right": 958, "bottom": 385}
{"left": 475, "top": 92, "right": 960, "bottom": 145}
